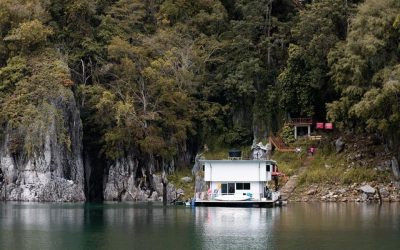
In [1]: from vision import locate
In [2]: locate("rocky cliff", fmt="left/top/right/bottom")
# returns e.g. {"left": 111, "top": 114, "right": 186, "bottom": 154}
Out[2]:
{"left": 0, "top": 98, "right": 85, "bottom": 201}
{"left": 0, "top": 50, "right": 193, "bottom": 202}
{"left": 0, "top": 51, "right": 86, "bottom": 202}
{"left": 103, "top": 154, "right": 181, "bottom": 202}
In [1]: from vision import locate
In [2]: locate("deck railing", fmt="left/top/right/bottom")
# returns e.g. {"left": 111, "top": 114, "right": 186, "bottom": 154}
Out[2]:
{"left": 308, "top": 135, "right": 322, "bottom": 141}
{"left": 269, "top": 135, "right": 296, "bottom": 152}
{"left": 288, "top": 117, "right": 313, "bottom": 124}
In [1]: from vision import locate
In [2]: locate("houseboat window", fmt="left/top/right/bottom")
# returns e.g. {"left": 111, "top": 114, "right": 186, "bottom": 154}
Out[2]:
{"left": 236, "top": 183, "right": 251, "bottom": 190}
{"left": 221, "top": 183, "right": 237, "bottom": 194}
{"left": 228, "top": 183, "right": 235, "bottom": 194}
{"left": 266, "top": 165, "right": 270, "bottom": 172}
{"left": 221, "top": 184, "right": 227, "bottom": 194}
{"left": 202, "top": 164, "right": 205, "bottom": 171}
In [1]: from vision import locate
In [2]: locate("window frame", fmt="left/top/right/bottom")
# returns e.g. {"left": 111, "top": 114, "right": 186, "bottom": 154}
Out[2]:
{"left": 236, "top": 182, "right": 251, "bottom": 190}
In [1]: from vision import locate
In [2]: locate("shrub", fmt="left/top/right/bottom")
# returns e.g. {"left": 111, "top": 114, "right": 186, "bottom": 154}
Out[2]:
{"left": 280, "top": 123, "right": 295, "bottom": 144}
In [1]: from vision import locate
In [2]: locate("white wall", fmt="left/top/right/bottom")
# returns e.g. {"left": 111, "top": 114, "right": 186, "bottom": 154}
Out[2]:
{"left": 203, "top": 161, "right": 269, "bottom": 182}
{"left": 266, "top": 164, "right": 272, "bottom": 181}
{"left": 209, "top": 181, "right": 264, "bottom": 200}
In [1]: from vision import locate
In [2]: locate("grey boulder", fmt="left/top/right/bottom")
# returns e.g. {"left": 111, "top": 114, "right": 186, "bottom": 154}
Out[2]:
{"left": 359, "top": 185, "right": 375, "bottom": 194}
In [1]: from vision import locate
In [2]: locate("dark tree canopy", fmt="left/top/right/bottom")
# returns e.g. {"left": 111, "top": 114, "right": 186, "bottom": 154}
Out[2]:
{"left": 1, "top": 0, "right": 400, "bottom": 169}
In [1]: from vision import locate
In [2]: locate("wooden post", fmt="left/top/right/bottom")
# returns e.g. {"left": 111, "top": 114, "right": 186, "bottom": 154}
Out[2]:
{"left": 162, "top": 170, "right": 168, "bottom": 206}
{"left": 376, "top": 187, "right": 382, "bottom": 205}
{"left": 294, "top": 126, "right": 297, "bottom": 139}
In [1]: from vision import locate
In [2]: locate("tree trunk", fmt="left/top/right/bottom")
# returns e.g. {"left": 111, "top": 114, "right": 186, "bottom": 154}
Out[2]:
{"left": 265, "top": 0, "right": 273, "bottom": 66}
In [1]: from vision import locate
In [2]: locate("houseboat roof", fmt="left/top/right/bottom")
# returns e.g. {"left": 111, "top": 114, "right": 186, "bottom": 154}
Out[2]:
{"left": 199, "top": 159, "right": 277, "bottom": 164}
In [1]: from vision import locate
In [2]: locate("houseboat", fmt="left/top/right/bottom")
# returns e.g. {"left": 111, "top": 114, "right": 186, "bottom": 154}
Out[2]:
{"left": 194, "top": 149, "right": 282, "bottom": 207}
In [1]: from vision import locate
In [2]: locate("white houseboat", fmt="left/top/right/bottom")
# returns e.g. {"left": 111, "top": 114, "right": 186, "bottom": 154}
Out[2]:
{"left": 194, "top": 150, "right": 281, "bottom": 207}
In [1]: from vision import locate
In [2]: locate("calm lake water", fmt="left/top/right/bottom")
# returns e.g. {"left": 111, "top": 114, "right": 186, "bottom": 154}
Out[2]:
{"left": 0, "top": 202, "right": 399, "bottom": 250}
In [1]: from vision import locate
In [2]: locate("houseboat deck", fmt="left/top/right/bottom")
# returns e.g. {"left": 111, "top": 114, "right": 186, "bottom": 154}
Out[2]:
{"left": 195, "top": 200, "right": 278, "bottom": 208}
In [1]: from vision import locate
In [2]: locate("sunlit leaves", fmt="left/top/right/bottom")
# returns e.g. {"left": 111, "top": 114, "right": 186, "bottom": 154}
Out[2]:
{"left": 350, "top": 65, "right": 400, "bottom": 134}
{"left": 327, "top": 0, "right": 400, "bottom": 133}
{"left": 0, "top": 49, "right": 74, "bottom": 157}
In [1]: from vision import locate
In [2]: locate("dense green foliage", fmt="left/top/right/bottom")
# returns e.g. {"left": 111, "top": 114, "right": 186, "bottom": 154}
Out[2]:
{"left": 278, "top": 0, "right": 352, "bottom": 117}
{"left": 327, "top": 0, "right": 400, "bottom": 147}
{"left": 280, "top": 124, "right": 295, "bottom": 144}
{"left": 1, "top": 0, "right": 399, "bottom": 170}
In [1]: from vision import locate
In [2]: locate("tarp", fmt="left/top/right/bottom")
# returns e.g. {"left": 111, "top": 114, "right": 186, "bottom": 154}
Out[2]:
{"left": 325, "top": 123, "right": 333, "bottom": 129}
{"left": 316, "top": 122, "right": 324, "bottom": 129}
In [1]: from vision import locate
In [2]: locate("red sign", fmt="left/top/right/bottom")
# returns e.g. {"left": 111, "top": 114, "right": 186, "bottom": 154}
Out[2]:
{"left": 316, "top": 122, "right": 324, "bottom": 129}
{"left": 325, "top": 123, "right": 333, "bottom": 130}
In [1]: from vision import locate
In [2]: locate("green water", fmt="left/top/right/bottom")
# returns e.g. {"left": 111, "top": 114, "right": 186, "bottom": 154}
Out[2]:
{"left": 0, "top": 202, "right": 399, "bottom": 250}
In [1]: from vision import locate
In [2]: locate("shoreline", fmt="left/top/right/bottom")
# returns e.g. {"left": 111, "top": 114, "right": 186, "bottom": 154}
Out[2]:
{"left": 287, "top": 182, "right": 400, "bottom": 203}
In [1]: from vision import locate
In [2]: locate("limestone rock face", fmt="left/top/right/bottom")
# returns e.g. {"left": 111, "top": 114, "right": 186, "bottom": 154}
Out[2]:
{"left": 103, "top": 154, "right": 138, "bottom": 201}
{"left": 0, "top": 95, "right": 85, "bottom": 202}
{"left": 103, "top": 156, "right": 178, "bottom": 202}
{"left": 391, "top": 157, "right": 400, "bottom": 179}
{"left": 152, "top": 174, "right": 179, "bottom": 201}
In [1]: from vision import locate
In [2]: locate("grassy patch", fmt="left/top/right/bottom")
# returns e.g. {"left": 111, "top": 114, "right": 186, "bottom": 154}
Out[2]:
{"left": 298, "top": 153, "right": 391, "bottom": 185}
{"left": 342, "top": 168, "right": 389, "bottom": 184}
{"left": 168, "top": 169, "right": 194, "bottom": 200}
{"left": 272, "top": 151, "right": 303, "bottom": 176}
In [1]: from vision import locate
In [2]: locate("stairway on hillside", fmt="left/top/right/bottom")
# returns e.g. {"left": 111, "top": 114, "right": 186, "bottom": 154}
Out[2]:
{"left": 269, "top": 135, "right": 295, "bottom": 152}
{"left": 279, "top": 157, "right": 311, "bottom": 201}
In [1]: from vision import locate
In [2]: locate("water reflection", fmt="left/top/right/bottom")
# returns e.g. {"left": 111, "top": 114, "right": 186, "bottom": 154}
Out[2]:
{"left": 0, "top": 203, "right": 86, "bottom": 249}
{"left": 0, "top": 202, "right": 399, "bottom": 250}
{"left": 0, "top": 202, "right": 202, "bottom": 250}
{"left": 195, "top": 207, "right": 279, "bottom": 249}
{"left": 274, "top": 203, "right": 400, "bottom": 250}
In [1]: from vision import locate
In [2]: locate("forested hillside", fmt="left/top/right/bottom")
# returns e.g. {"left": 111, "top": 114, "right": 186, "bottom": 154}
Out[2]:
{"left": 0, "top": 0, "right": 399, "bottom": 201}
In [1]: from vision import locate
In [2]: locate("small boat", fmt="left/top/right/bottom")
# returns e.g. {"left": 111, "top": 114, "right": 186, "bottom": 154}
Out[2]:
{"left": 275, "top": 200, "right": 287, "bottom": 206}
{"left": 214, "top": 194, "right": 252, "bottom": 201}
